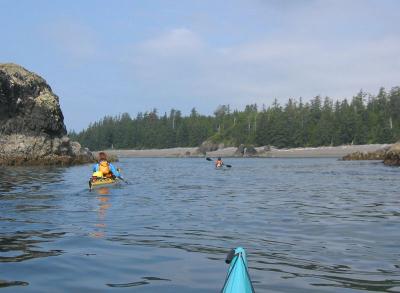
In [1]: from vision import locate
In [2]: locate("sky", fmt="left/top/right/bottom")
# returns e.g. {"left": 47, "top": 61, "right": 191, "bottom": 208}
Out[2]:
{"left": 1, "top": 0, "right": 399, "bottom": 131}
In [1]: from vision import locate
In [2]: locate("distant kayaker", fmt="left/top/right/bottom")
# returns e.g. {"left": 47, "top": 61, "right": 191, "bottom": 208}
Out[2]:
{"left": 92, "top": 152, "right": 121, "bottom": 178}
{"left": 215, "top": 157, "right": 224, "bottom": 168}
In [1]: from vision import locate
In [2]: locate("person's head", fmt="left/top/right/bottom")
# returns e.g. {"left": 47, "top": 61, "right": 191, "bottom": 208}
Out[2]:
{"left": 99, "top": 152, "right": 107, "bottom": 161}
{"left": 218, "top": 157, "right": 222, "bottom": 160}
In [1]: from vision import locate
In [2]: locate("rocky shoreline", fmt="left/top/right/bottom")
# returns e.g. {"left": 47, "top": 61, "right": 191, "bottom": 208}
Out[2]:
{"left": 383, "top": 144, "right": 400, "bottom": 166}
{"left": 0, "top": 134, "right": 93, "bottom": 166}
{"left": 0, "top": 63, "right": 93, "bottom": 166}
{"left": 100, "top": 143, "right": 400, "bottom": 166}
{"left": 101, "top": 144, "right": 391, "bottom": 159}
{"left": 342, "top": 143, "right": 400, "bottom": 166}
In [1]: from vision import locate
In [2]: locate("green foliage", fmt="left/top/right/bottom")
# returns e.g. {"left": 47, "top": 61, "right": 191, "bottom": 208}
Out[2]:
{"left": 70, "top": 87, "right": 400, "bottom": 150}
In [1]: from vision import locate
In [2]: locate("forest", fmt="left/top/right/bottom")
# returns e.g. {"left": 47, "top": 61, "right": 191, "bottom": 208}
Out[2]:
{"left": 70, "top": 87, "right": 400, "bottom": 151}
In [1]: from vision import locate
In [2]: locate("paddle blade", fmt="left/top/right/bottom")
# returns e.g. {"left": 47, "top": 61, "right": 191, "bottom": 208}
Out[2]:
{"left": 226, "top": 164, "right": 232, "bottom": 168}
{"left": 225, "top": 249, "right": 235, "bottom": 264}
{"left": 119, "top": 177, "right": 130, "bottom": 185}
{"left": 206, "top": 157, "right": 213, "bottom": 161}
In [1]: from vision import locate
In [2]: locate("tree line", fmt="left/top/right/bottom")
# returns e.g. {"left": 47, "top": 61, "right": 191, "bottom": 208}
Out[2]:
{"left": 69, "top": 87, "right": 400, "bottom": 150}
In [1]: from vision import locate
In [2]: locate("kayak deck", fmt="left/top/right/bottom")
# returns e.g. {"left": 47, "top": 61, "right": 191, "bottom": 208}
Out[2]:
{"left": 215, "top": 166, "right": 229, "bottom": 171}
{"left": 89, "top": 177, "right": 119, "bottom": 189}
{"left": 222, "top": 247, "right": 255, "bottom": 293}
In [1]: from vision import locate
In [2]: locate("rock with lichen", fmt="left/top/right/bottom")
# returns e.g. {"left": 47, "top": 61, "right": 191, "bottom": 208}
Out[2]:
{"left": 198, "top": 140, "right": 219, "bottom": 154}
{"left": 234, "top": 144, "right": 258, "bottom": 157}
{"left": 383, "top": 143, "right": 400, "bottom": 166}
{"left": 244, "top": 145, "right": 257, "bottom": 157}
{"left": 0, "top": 63, "right": 93, "bottom": 165}
{"left": 342, "top": 147, "right": 389, "bottom": 161}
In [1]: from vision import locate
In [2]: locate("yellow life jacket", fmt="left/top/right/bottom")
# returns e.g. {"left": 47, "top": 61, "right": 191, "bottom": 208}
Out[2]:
{"left": 92, "top": 171, "right": 104, "bottom": 178}
{"left": 99, "top": 160, "right": 110, "bottom": 175}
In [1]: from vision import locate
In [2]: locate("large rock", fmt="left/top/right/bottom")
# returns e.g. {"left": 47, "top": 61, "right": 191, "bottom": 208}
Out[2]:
{"left": 235, "top": 144, "right": 258, "bottom": 157}
{"left": 0, "top": 63, "right": 93, "bottom": 165}
{"left": 235, "top": 144, "right": 245, "bottom": 156}
{"left": 198, "top": 140, "right": 219, "bottom": 154}
{"left": 244, "top": 145, "right": 257, "bottom": 157}
{"left": 342, "top": 147, "right": 389, "bottom": 161}
{"left": 383, "top": 143, "right": 400, "bottom": 166}
{"left": 0, "top": 63, "right": 65, "bottom": 136}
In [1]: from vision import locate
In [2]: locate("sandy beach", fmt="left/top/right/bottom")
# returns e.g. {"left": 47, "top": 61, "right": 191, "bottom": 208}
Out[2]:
{"left": 99, "top": 147, "right": 200, "bottom": 158}
{"left": 99, "top": 144, "right": 390, "bottom": 159}
{"left": 255, "top": 144, "right": 390, "bottom": 158}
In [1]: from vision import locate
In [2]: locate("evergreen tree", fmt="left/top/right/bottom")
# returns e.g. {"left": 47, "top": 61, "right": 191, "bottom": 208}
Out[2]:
{"left": 70, "top": 86, "right": 400, "bottom": 150}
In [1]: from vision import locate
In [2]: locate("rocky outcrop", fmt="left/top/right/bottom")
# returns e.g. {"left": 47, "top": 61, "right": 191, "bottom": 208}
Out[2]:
{"left": 342, "top": 144, "right": 400, "bottom": 166}
{"left": 235, "top": 144, "right": 245, "bottom": 156}
{"left": 383, "top": 143, "right": 400, "bottom": 166}
{"left": 342, "top": 147, "right": 389, "bottom": 161}
{"left": 235, "top": 144, "right": 258, "bottom": 157}
{"left": 244, "top": 145, "right": 257, "bottom": 157}
{"left": 0, "top": 135, "right": 93, "bottom": 165}
{"left": 0, "top": 63, "right": 93, "bottom": 165}
{"left": 198, "top": 140, "right": 219, "bottom": 154}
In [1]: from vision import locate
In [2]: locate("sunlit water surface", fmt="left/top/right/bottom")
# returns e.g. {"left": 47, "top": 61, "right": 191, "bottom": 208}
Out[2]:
{"left": 1, "top": 158, "right": 399, "bottom": 292}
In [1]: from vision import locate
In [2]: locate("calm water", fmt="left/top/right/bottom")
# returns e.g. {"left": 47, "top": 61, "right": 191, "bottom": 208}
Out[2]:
{"left": 1, "top": 158, "right": 400, "bottom": 292}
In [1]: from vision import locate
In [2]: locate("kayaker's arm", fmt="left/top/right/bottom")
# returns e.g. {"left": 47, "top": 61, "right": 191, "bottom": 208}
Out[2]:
{"left": 109, "top": 163, "right": 121, "bottom": 177}
{"left": 92, "top": 163, "right": 99, "bottom": 172}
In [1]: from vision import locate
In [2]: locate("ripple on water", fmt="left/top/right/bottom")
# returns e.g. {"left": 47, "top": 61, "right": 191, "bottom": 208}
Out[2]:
{"left": 0, "top": 280, "right": 29, "bottom": 288}
{"left": 0, "top": 158, "right": 400, "bottom": 292}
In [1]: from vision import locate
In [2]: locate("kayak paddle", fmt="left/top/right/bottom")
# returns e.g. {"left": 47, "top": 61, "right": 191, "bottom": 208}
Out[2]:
{"left": 116, "top": 168, "right": 130, "bottom": 184}
{"left": 118, "top": 176, "right": 130, "bottom": 185}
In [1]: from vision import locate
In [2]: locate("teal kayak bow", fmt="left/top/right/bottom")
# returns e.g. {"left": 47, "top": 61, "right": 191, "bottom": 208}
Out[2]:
{"left": 221, "top": 247, "right": 255, "bottom": 293}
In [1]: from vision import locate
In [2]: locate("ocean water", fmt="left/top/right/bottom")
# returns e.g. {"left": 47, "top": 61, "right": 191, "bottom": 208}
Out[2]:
{"left": 0, "top": 158, "right": 399, "bottom": 292}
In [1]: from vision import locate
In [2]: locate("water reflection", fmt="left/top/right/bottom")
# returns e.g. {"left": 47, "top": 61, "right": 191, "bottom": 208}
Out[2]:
{"left": 0, "top": 165, "right": 66, "bottom": 291}
{"left": 0, "top": 230, "right": 64, "bottom": 262}
{"left": 0, "top": 166, "right": 65, "bottom": 193}
{"left": 107, "top": 276, "right": 171, "bottom": 288}
{"left": 0, "top": 280, "right": 29, "bottom": 288}
{"left": 310, "top": 275, "right": 400, "bottom": 292}
{"left": 90, "top": 187, "right": 111, "bottom": 239}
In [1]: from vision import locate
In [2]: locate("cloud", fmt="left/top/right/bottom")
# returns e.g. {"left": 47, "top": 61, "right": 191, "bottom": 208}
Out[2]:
{"left": 4, "top": 0, "right": 398, "bottom": 131}
{"left": 136, "top": 28, "right": 204, "bottom": 57}
{"left": 223, "top": 36, "right": 400, "bottom": 101}
{"left": 126, "top": 28, "right": 208, "bottom": 91}
{"left": 125, "top": 23, "right": 400, "bottom": 109}
{"left": 49, "top": 1, "right": 400, "bottom": 128}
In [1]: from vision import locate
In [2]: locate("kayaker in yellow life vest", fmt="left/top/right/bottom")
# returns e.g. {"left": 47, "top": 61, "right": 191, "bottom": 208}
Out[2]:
{"left": 215, "top": 157, "right": 224, "bottom": 168}
{"left": 92, "top": 152, "right": 121, "bottom": 178}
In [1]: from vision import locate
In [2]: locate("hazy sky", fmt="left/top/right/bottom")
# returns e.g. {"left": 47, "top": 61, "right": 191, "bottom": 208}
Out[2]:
{"left": 1, "top": 0, "right": 399, "bottom": 131}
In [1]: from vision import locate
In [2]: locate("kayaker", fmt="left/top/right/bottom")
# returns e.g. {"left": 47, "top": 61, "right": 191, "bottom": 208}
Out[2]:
{"left": 215, "top": 157, "right": 224, "bottom": 168}
{"left": 92, "top": 152, "right": 121, "bottom": 179}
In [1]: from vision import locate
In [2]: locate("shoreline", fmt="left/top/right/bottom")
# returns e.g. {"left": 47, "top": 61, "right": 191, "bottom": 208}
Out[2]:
{"left": 98, "top": 144, "right": 390, "bottom": 159}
